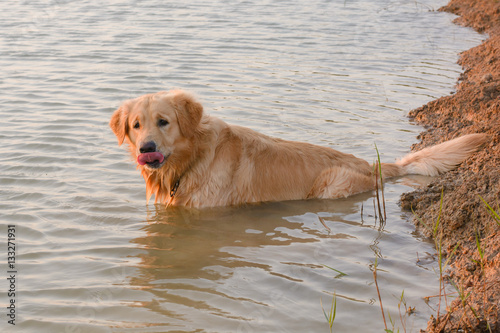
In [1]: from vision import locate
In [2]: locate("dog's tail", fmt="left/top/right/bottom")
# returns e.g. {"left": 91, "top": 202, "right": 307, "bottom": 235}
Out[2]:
{"left": 390, "top": 133, "right": 488, "bottom": 177}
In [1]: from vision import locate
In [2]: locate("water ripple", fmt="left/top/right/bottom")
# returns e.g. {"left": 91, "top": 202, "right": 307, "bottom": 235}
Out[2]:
{"left": 0, "top": 0, "right": 483, "bottom": 332}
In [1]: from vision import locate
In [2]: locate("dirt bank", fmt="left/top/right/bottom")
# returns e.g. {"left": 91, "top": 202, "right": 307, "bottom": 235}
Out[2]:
{"left": 400, "top": 0, "right": 500, "bottom": 332}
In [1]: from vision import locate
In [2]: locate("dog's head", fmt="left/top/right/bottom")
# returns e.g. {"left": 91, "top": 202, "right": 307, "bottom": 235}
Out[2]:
{"left": 110, "top": 90, "right": 203, "bottom": 171}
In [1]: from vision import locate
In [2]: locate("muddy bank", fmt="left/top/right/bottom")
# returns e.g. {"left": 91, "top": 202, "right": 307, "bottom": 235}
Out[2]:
{"left": 400, "top": 0, "right": 500, "bottom": 332}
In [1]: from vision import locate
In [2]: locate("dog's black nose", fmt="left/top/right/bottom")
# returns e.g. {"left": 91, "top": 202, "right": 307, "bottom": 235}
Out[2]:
{"left": 140, "top": 141, "right": 157, "bottom": 153}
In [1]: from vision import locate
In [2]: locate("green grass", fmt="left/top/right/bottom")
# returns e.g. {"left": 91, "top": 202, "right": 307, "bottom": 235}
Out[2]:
{"left": 321, "top": 292, "right": 337, "bottom": 333}
{"left": 411, "top": 189, "right": 458, "bottom": 325}
{"left": 478, "top": 195, "right": 500, "bottom": 226}
{"left": 410, "top": 191, "right": 499, "bottom": 332}
{"left": 323, "top": 264, "right": 348, "bottom": 278}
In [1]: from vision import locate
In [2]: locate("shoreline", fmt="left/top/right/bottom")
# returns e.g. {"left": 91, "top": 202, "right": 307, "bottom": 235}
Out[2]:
{"left": 400, "top": 0, "right": 500, "bottom": 332}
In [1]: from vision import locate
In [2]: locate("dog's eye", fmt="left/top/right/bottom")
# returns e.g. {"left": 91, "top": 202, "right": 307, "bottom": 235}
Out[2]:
{"left": 158, "top": 119, "right": 169, "bottom": 127}
{"left": 133, "top": 121, "right": 140, "bottom": 129}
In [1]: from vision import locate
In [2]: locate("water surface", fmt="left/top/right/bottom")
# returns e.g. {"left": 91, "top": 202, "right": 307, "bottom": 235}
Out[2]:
{"left": 0, "top": 0, "right": 482, "bottom": 332}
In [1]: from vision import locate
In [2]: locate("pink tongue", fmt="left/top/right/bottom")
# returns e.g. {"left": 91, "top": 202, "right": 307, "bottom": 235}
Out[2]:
{"left": 137, "top": 152, "right": 165, "bottom": 165}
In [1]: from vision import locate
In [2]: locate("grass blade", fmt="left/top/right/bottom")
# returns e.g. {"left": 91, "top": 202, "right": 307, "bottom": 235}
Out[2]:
{"left": 321, "top": 292, "right": 337, "bottom": 332}
{"left": 374, "top": 143, "right": 387, "bottom": 222}
{"left": 323, "top": 264, "right": 348, "bottom": 277}
{"left": 478, "top": 195, "right": 500, "bottom": 225}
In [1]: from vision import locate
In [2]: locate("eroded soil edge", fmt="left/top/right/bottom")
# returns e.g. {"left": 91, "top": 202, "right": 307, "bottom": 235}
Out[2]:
{"left": 400, "top": 0, "right": 500, "bottom": 332}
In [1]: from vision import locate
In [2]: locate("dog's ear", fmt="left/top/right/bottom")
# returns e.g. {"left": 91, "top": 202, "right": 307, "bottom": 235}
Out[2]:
{"left": 171, "top": 90, "right": 203, "bottom": 138}
{"left": 109, "top": 104, "right": 130, "bottom": 145}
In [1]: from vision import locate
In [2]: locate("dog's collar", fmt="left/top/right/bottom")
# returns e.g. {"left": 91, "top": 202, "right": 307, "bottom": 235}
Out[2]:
{"left": 170, "top": 179, "right": 180, "bottom": 198}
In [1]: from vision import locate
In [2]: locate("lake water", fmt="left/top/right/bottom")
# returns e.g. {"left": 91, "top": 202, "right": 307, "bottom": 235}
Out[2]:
{"left": 0, "top": 0, "right": 483, "bottom": 332}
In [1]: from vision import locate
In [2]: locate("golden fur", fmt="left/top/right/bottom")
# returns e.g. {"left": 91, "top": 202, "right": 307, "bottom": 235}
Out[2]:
{"left": 110, "top": 90, "right": 488, "bottom": 208}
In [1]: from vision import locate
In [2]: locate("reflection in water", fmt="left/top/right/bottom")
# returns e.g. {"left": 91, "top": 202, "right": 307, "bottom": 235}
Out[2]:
{"left": 136, "top": 197, "right": 372, "bottom": 274}
{"left": 127, "top": 192, "right": 432, "bottom": 332}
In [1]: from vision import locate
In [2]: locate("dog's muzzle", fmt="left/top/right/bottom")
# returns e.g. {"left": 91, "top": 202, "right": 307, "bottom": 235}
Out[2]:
{"left": 137, "top": 141, "right": 165, "bottom": 168}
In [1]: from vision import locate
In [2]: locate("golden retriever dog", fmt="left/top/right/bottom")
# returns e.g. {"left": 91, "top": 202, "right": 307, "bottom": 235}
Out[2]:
{"left": 110, "top": 90, "right": 487, "bottom": 208}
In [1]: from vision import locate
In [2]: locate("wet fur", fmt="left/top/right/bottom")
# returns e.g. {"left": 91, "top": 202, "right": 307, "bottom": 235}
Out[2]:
{"left": 110, "top": 90, "right": 488, "bottom": 208}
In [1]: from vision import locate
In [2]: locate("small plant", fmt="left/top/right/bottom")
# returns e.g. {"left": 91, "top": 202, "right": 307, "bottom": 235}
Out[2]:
{"left": 386, "top": 311, "right": 398, "bottom": 333}
{"left": 478, "top": 195, "right": 500, "bottom": 226}
{"left": 321, "top": 292, "right": 337, "bottom": 333}
{"left": 449, "top": 280, "right": 478, "bottom": 319}
{"left": 472, "top": 230, "right": 485, "bottom": 275}
{"left": 397, "top": 290, "right": 408, "bottom": 333}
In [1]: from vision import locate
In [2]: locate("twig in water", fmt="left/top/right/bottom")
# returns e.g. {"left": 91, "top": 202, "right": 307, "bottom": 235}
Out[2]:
{"left": 374, "top": 163, "right": 383, "bottom": 223}
{"left": 373, "top": 257, "right": 388, "bottom": 331}
{"left": 318, "top": 216, "right": 332, "bottom": 234}
{"left": 361, "top": 202, "right": 364, "bottom": 223}
{"left": 374, "top": 144, "right": 386, "bottom": 222}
